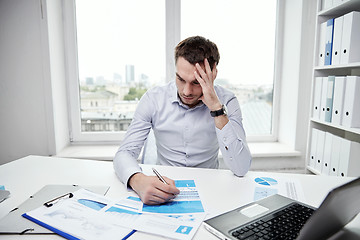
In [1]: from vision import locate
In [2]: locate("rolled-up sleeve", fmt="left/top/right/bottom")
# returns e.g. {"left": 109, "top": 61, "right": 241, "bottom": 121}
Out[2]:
{"left": 216, "top": 97, "right": 252, "bottom": 176}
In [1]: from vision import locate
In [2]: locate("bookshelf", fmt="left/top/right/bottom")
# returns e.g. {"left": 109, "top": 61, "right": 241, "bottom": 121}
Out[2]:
{"left": 306, "top": 0, "right": 360, "bottom": 176}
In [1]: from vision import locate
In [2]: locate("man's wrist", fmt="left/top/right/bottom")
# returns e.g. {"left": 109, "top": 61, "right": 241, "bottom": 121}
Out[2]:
{"left": 210, "top": 104, "right": 227, "bottom": 117}
{"left": 128, "top": 172, "right": 143, "bottom": 189}
{"left": 209, "top": 102, "right": 222, "bottom": 112}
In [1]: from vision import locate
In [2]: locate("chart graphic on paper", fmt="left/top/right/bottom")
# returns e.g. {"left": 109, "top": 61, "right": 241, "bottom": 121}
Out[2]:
{"left": 254, "top": 187, "right": 278, "bottom": 201}
{"left": 254, "top": 177, "right": 278, "bottom": 186}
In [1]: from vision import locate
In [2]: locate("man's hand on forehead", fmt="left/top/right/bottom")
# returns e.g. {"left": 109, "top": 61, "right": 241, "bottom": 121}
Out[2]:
{"left": 194, "top": 58, "right": 221, "bottom": 111}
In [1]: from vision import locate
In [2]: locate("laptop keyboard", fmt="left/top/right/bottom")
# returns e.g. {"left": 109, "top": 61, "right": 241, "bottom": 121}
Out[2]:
{"left": 230, "top": 203, "right": 315, "bottom": 240}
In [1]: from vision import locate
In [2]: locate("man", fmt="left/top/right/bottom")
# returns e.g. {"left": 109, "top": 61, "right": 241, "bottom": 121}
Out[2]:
{"left": 113, "top": 36, "right": 252, "bottom": 205}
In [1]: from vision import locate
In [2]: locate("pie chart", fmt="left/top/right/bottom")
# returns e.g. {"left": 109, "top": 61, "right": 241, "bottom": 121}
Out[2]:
{"left": 254, "top": 177, "right": 278, "bottom": 186}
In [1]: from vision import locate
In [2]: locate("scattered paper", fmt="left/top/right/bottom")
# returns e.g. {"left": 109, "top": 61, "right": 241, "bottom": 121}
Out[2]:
{"left": 253, "top": 176, "right": 305, "bottom": 202}
{"left": 24, "top": 180, "right": 206, "bottom": 240}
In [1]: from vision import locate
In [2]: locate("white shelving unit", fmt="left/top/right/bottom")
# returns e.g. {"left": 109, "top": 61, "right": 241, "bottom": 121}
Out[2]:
{"left": 306, "top": 0, "right": 360, "bottom": 176}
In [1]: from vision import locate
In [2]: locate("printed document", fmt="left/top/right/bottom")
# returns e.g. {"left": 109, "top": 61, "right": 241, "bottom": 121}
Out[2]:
{"left": 112, "top": 179, "right": 206, "bottom": 239}
{"left": 252, "top": 176, "right": 305, "bottom": 202}
{"left": 24, "top": 180, "right": 206, "bottom": 240}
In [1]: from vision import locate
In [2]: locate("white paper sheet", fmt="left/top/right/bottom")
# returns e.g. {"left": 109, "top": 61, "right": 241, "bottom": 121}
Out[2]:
{"left": 252, "top": 176, "right": 305, "bottom": 202}
{"left": 111, "top": 180, "right": 206, "bottom": 240}
{"left": 24, "top": 189, "right": 134, "bottom": 240}
{"left": 25, "top": 180, "right": 206, "bottom": 240}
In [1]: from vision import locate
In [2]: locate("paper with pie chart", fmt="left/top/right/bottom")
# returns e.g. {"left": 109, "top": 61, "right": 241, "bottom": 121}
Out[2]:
{"left": 253, "top": 176, "right": 305, "bottom": 202}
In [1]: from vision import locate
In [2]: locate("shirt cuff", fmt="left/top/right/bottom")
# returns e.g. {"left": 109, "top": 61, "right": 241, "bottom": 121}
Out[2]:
{"left": 113, "top": 151, "right": 142, "bottom": 187}
{"left": 216, "top": 121, "right": 239, "bottom": 145}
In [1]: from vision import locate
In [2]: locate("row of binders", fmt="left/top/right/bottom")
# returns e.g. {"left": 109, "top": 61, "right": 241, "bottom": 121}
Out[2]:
{"left": 321, "top": 0, "right": 348, "bottom": 11}
{"left": 309, "top": 128, "right": 360, "bottom": 177}
{"left": 312, "top": 75, "right": 360, "bottom": 128}
{"left": 317, "top": 11, "right": 360, "bottom": 66}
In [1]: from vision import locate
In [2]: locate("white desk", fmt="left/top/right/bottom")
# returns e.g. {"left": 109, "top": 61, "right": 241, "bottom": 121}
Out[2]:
{"left": 0, "top": 155, "right": 359, "bottom": 239}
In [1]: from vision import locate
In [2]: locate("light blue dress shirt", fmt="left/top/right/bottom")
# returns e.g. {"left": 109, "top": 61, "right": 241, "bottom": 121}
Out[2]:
{"left": 113, "top": 81, "right": 252, "bottom": 186}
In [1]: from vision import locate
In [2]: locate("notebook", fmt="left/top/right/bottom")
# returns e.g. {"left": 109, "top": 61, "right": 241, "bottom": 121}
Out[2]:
{"left": 204, "top": 177, "right": 360, "bottom": 240}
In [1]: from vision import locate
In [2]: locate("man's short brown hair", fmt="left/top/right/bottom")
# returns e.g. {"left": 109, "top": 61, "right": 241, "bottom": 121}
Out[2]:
{"left": 175, "top": 36, "right": 220, "bottom": 70}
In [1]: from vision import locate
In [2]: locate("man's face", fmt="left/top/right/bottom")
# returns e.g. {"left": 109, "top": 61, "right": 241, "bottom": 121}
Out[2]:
{"left": 175, "top": 57, "right": 204, "bottom": 108}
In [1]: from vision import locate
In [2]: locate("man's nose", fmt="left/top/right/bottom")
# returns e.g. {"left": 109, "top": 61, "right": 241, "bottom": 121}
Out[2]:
{"left": 183, "top": 83, "right": 192, "bottom": 96}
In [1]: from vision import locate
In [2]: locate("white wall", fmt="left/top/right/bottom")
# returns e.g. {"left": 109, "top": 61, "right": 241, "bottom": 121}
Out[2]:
{"left": 0, "top": 0, "right": 69, "bottom": 165}
{"left": 0, "top": 0, "right": 52, "bottom": 165}
{"left": 46, "top": 0, "right": 70, "bottom": 153}
{"left": 294, "top": 0, "right": 317, "bottom": 157}
{"left": 277, "top": 0, "right": 315, "bottom": 163}
{"left": 278, "top": 0, "right": 303, "bottom": 147}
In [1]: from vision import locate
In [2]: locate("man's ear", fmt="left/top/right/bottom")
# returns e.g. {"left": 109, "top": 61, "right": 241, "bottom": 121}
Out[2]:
{"left": 213, "top": 64, "right": 218, "bottom": 80}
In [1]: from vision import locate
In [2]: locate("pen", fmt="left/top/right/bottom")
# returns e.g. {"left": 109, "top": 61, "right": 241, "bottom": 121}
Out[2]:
{"left": 152, "top": 168, "right": 169, "bottom": 185}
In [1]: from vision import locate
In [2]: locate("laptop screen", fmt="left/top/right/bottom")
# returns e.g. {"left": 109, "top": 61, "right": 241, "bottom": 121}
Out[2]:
{"left": 297, "top": 177, "right": 360, "bottom": 240}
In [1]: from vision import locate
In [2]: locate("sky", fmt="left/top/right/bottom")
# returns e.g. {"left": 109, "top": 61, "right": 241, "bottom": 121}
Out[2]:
{"left": 75, "top": 0, "right": 276, "bottom": 86}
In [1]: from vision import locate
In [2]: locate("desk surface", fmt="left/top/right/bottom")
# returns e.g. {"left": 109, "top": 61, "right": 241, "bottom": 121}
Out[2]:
{"left": 0, "top": 155, "right": 359, "bottom": 239}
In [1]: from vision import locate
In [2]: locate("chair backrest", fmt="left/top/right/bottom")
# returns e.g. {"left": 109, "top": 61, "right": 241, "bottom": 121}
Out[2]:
{"left": 141, "top": 129, "right": 158, "bottom": 164}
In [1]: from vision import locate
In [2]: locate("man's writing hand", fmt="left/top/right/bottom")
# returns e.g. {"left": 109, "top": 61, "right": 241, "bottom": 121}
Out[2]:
{"left": 129, "top": 172, "right": 180, "bottom": 205}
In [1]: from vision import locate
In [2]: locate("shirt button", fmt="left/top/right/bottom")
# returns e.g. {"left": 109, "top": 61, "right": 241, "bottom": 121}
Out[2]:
{"left": 223, "top": 137, "right": 227, "bottom": 142}
{"left": 186, "top": 155, "right": 190, "bottom": 158}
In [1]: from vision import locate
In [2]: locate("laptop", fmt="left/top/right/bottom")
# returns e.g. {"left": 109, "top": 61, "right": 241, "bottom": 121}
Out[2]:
{"left": 204, "top": 177, "right": 360, "bottom": 240}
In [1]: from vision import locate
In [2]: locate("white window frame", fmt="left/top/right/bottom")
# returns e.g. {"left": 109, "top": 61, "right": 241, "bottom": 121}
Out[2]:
{"left": 63, "top": 0, "right": 280, "bottom": 143}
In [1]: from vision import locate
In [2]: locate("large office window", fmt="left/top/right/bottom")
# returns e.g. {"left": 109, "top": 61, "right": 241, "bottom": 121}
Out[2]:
{"left": 66, "top": 0, "right": 278, "bottom": 142}
{"left": 181, "top": 0, "right": 277, "bottom": 138}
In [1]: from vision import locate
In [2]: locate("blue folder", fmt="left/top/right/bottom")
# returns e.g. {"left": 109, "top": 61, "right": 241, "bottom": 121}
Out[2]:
{"left": 22, "top": 211, "right": 136, "bottom": 240}
{"left": 325, "top": 76, "right": 335, "bottom": 122}
{"left": 324, "top": 18, "right": 334, "bottom": 65}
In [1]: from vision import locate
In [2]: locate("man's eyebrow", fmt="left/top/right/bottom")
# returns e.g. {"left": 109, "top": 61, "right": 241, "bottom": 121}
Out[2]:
{"left": 176, "top": 73, "right": 198, "bottom": 83}
{"left": 175, "top": 73, "right": 184, "bottom": 81}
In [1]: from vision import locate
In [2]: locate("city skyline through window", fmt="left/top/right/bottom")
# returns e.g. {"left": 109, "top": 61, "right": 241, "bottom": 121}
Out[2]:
{"left": 74, "top": 0, "right": 277, "bottom": 137}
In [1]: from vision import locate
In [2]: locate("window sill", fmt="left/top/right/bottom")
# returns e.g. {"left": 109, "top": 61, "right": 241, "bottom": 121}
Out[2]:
{"left": 56, "top": 142, "right": 301, "bottom": 161}
{"left": 247, "top": 142, "right": 301, "bottom": 158}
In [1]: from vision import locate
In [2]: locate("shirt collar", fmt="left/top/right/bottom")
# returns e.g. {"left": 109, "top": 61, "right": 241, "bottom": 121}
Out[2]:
{"left": 169, "top": 81, "right": 204, "bottom": 110}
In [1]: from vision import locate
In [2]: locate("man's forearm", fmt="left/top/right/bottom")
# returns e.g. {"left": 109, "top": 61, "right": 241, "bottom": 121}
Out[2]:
{"left": 214, "top": 114, "right": 229, "bottom": 130}
{"left": 216, "top": 122, "right": 252, "bottom": 176}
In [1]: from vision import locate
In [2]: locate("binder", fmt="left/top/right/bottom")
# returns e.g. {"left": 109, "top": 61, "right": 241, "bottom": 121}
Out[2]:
{"left": 315, "top": 130, "right": 326, "bottom": 173}
{"left": 340, "top": 11, "right": 360, "bottom": 64}
{"left": 312, "top": 77, "right": 323, "bottom": 120}
{"left": 319, "top": 77, "right": 328, "bottom": 121}
{"left": 338, "top": 139, "right": 360, "bottom": 177}
{"left": 324, "top": 18, "right": 334, "bottom": 65}
{"left": 0, "top": 185, "right": 110, "bottom": 234}
{"left": 325, "top": 76, "right": 335, "bottom": 122}
{"left": 309, "top": 128, "right": 318, "bottom": 168}
{"left": 331, "top": 76, "right": 346, "bottom": 125}
{"left": 317, "top": 22, "right": 327, "bottom": 66}
{"left": 329, "top": 135, "right": 342, "bottom": 176}
{"left": 331, "top": 15, "right": 344, "bottom": 65}
{"left": 321, "top": 0, "right": 333, "bottom": 10}
{"left": 321, "top": 132, "right": 333, "bottom": 175}
{"left": 342, "top": 76, "right": 360, "bottom": 128}
{"left": 332, "top": 0, "right": 347, "bottom": 7}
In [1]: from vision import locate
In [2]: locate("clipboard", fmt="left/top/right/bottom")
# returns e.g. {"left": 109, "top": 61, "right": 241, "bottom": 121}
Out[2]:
{"left": 0, "top": 184, "right": 110, "bottom": 234}
{"left": 21, "top": 188, "right": 136, "bottom": 240}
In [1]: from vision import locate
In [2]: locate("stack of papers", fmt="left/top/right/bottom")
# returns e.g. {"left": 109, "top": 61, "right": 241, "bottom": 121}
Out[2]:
{"left": 23, "top": 180, "right": 206, "bottom": 240}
